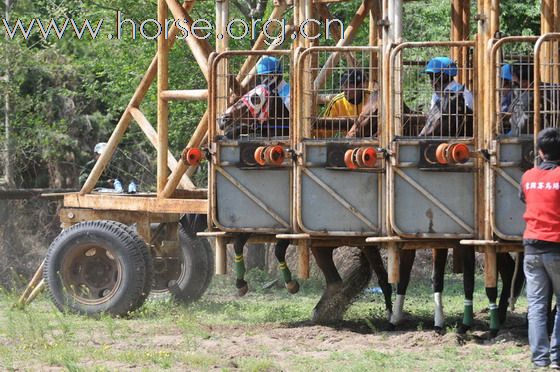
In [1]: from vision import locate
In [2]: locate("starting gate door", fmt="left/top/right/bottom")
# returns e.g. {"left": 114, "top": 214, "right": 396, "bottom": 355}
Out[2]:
{"left": 295, "top": 46, "right": 383, "bottom": 236}
{"left": 388, "top": 42, "right": 477, "bottom": 238}
{"left": 208, "top": 50, "right": 293, "bottom": 233}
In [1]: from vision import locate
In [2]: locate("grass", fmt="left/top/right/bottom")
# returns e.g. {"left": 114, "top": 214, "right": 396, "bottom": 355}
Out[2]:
{"left": 0, "top": 271, "right": 533, "bottom": 371}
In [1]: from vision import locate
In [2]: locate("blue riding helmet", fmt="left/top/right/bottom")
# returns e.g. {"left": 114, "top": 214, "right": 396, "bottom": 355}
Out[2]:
{"left": 500, "top": 63, "right": 513, "bottom": 81}
{"left": 424, "top": 57, "right": 458, "bottom": 77}
{"left": 257, "top": 56, "right": 283, "bottom": 75}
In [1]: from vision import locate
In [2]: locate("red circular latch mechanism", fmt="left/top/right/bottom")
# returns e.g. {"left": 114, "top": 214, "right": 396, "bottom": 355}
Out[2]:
{"left": 449, "top": 143, "right": 470, "bottom": 164}
{"left": 344, "top": 149, "right": 358, "bottom": 169}
{"left": 435, "top": 143, "right": 450, "bottom": 165}
{"left": 254, "top": 146, "right": 267, "bottom": 166}
{"left": 264, "top": 145, "right": 285, "bottom": 166}
{"left": 182, "top": 147, "right": 202, "bottom": 166}
{"left": 360, "top": 147, "right": 377, "bottom": 168}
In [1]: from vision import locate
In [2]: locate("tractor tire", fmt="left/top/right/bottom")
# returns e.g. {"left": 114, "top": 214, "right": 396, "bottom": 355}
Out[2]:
{"left": 168, "top": 228, "right": 214, "bottom": 303}
{"left": 105, "top": 221, "right": 154, "bottom": 310}
{"left": 44, "top": 220, "right": 146, "bottom": 317}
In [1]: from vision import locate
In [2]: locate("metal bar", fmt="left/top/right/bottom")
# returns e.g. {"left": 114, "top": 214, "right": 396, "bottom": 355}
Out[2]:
{"left": 215, "top": 167, "right": 290, "bottom": 228}
{"left": 493, "top": 166, "right": 521, "bottom": 190}
{"left": 301, "top": 167, "right": 378, "bottom": 230}
{"left": 393, "top": 168, "right": 474, "bottom": 233}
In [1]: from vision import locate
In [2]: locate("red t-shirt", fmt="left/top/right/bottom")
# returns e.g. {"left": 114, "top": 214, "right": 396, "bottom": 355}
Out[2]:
{"left": 522, "top": 167, "right": 560, "bottom": 242}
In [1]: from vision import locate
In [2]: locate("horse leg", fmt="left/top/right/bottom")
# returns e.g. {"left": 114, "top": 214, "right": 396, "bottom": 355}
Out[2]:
{"left": 458, "top": 246, "right": 475, "bottom": 334}
{"left": 432, "top": 248, "right": 448, "bottom": 331}
{"left": 274, "top": 239, "right": 299, "bottom": 294}
{"left": 311, "top": 247, "right": 372, "bottom": 323}
{"left": 233, "top": 233, "right": 251, "bottom": 296}
{"left": 390, "top": 249, "right": 416, "bottom": 326}
{"left": 362, "top": 246, "right": 393, "bottom": 320}
{"left": 497, "top": 252, "right": 515, "bottom": 325}
{"left": 509, "top": 252, "right": 526, "bottom": 311}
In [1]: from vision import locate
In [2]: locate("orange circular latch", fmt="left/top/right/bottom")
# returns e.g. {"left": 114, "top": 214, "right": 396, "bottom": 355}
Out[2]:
{"left": 361, "top": 147, "right": 377, "bottom": 168}
{"left": 435, "top": 143, "right": 450, "bottom": 165}
{"left": 355, "top": 148, "right": 366, "bottom": 168}
{"left": 182, "top": 147, "right": 202, "bottom": 166}
{"left": 344, "top": 149, "right": 358, "bottom": 169}
{"left": 254, "top": 146, "right": 267, "bottom": 166}
{"left": 265, "top": 145, "right": 285, "bottom": 166}
{"left": 449, "top": 143, "right": 470, "bottom": 164}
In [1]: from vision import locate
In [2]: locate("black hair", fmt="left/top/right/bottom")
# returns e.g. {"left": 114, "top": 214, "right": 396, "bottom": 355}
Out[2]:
{"left": 340, "top": 69, "right": 368, "bottom": 86}
{"left": 537, "top": 127, "right": 560, "bottom": 161}
{"left": 512, "top": 61, "right": 534, "bottom": 83}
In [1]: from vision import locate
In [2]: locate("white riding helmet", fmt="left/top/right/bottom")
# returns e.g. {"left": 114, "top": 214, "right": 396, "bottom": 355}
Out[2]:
{"left": 94, "top": 142, "right": 107, "bottom": 155}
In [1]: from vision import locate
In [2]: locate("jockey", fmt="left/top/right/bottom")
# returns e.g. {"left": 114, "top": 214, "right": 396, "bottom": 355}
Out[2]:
{"left": 424, "top": 57, "right": 474, "bottom": 111}
{"left": 500, "top": 63, "right": 514, "bottom": 112}
{"left": 324, "top": 69, "right": 370, "bottom": 117}
{"left": 247, "top": 56, "right": 290, "bottom": 136}
{"left": 418, "top": 57, "right": 474, "bottom": 137}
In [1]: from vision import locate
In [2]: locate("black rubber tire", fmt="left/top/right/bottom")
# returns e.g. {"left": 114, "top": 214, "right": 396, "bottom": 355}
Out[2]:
{"left": 43, "top": 220, "right": 146, "bottom": 317}
{"left": 105, "top": 221, "right": 154, "bottom": 311}
{"left": 168, "top": 228, "right": 214, "bottom": 303}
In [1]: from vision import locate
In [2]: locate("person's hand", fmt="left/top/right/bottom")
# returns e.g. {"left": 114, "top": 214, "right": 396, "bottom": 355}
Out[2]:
{"left": 346, "top": 123, "right": 358, "bottom": 138}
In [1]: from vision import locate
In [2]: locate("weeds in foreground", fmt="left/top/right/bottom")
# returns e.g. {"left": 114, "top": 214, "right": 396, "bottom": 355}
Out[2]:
{"left": 0, "top": 271, "right": 530, "bottom": 371}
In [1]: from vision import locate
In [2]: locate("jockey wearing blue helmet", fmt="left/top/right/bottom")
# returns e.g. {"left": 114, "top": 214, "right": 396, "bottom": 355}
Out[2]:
{"left": 256, "top": 56, "right": 290, "bottom": 111}
{"left": 424, "top": 56, "right": 474, "bottom": 110}
{"left": 500, "top": 64, "right": 514, "bottom": 112}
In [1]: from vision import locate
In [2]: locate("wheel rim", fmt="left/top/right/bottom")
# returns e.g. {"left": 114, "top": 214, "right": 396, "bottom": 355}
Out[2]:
{"left": 60, "top": 244, "right": 122, "bottom": 305}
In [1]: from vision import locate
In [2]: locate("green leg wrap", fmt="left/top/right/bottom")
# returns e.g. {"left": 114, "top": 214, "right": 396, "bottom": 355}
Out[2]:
{"left": 235, "top": 254, "right": 246, "bottom": 280}
{"left": 278, "top": 261, "right": 292, "bottom": 283}
{"left": 463, "top": 302, "right": 474, "bottom": 327}
{"left": 489, "top": 303, "right": 499, "bottom": 331}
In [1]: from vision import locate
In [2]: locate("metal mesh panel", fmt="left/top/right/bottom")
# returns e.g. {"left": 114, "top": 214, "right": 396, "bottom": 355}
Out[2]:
{"left": 393, "top": 45, "right": 474, "bottom": 138}
{"left": 301, "top": 49, "right": 381, "bottom": 140}
{"left": 215, "top": 53, "right": 292, "bottom": 141}
{"left": 536, "top": 39, "right": 560, "bottom": 131}
{"left": 493, "top": 40, "right": 536, "bottom": 136}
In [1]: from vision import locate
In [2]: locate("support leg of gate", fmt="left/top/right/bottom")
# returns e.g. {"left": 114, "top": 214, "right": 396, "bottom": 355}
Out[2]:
{"left": 484, "top": 245, "right": 499, "bottom": 336}
{"left": 24, "top": 279, "right": 45, "bottom": 306}
{"left": 17, "top": 259, "right": 45, "bottom": 307}
{"left": 297, "top": 239, "right": 310, "bottom": 279}
{"left": 215, "top": 236, "right": 227, "bottom": 275}
{"left": 387, "top": 242, "right": 400, "bottom": 285}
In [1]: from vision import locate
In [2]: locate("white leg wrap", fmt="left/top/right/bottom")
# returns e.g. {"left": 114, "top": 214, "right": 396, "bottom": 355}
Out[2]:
{"left": 390, "top": 295, "right": 405, "bottom": 325}
{"left": 434, "top": 292, "right": 445, "bottom": 328}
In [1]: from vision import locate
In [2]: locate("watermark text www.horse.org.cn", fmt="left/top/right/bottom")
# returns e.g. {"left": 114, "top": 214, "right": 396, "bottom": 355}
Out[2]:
{"left": 2, "top": 11, "right": 345, "bottom": 45}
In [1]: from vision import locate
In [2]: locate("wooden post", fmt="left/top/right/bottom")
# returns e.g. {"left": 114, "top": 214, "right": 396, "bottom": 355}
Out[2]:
{"left": 80, "top": 3, "right": 192, "bottom": 195}
{"left": 297, "top": 239, "right": 310, "bottom": 279}
{"left": 215, "top": 236, "right": 227, "bottom": 275}
{"left": 387, "top": 242, "right": 400, "bottom": 284}
{"left": 157, "top": 0, "right": 169, "bottom": 195}
{"left": 129, "top": 108, "right": 194, "bottom": 189}
{"left": 18, "top": 259, "right": 45, "bottom": 306}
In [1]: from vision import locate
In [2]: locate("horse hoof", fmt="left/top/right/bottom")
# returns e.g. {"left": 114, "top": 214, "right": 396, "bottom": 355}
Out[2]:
{"left": 456, "top": 324, "right": 471, "bottom": 335}
{"left": 236, "top": 279, "right": 248, "bottom": 297}
{"left": 434, "top": 326, "right": 446, "bottom": 335}
{"left": 286, "top": 280, "right": 300, "bottom": 294}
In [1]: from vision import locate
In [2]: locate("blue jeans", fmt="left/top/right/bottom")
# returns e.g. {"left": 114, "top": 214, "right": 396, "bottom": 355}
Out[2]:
{"left": 524, "top": 253, "right": 560, "bottom": 366}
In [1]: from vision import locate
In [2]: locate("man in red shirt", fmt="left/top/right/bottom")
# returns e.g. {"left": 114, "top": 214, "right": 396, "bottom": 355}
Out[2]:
{"left": 521, "top": 127, "right": 560, "bottom": 368}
